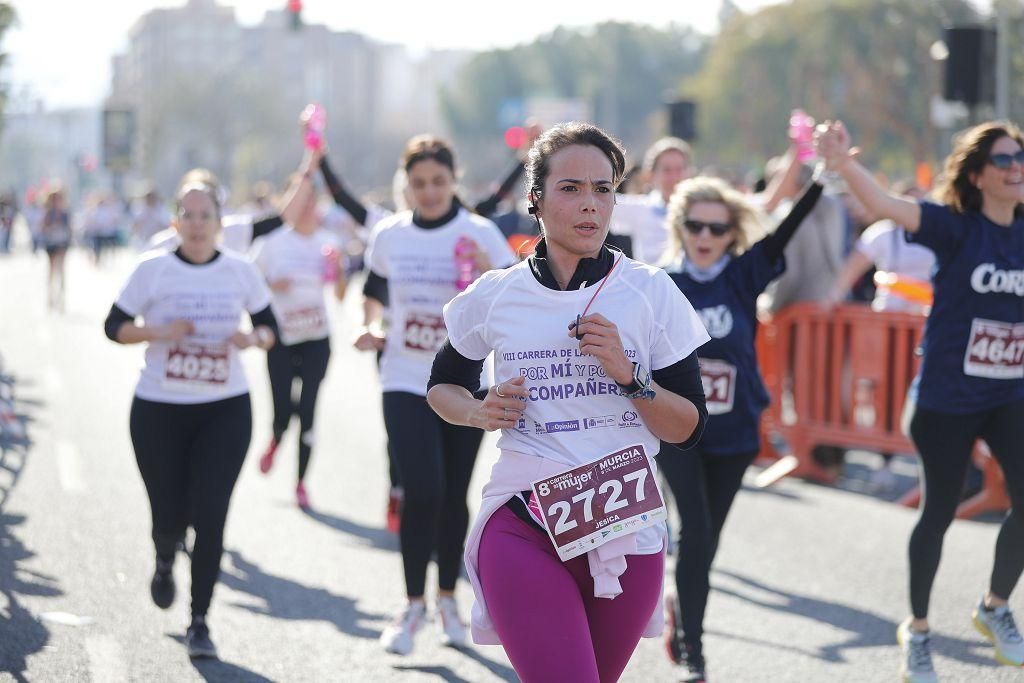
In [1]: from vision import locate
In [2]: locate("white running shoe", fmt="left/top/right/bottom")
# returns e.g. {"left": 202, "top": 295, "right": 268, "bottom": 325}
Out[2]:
{"left": 437, "top": 595, "right": 468, "bottom": 648}
{"left": 973, "top": 597, "right": 1024, "bottom": 666}
{"left": 896, "top": 618, "right": 939, "bottom": 683}
{"left": 380, "top": 602, "right": 426, "bottom": 656}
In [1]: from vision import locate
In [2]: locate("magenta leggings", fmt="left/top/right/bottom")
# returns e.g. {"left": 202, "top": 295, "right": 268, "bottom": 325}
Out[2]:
{"left": 478, "top": 506, "right": 664, "bottom": 683}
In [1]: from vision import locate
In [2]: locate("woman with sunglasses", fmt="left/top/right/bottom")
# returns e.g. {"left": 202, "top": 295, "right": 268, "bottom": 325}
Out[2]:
{"left": 427, "top": 122, "right": 710, "bottom": 682}
{"left": 819, "top": 120, "right": 1024, "bottom": 682}
{"left": 660, "top": 170, "right": 823, "bottom": 683}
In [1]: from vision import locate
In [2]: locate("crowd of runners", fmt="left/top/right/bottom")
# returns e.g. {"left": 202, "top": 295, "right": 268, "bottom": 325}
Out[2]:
{"left": 4, "top": 103, "right": 1018, "bottom": 683}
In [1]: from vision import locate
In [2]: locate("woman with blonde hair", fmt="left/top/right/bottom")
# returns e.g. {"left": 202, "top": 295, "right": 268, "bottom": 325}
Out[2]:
{"left": 661, "top": 169, "right": 823, "bottom": 683}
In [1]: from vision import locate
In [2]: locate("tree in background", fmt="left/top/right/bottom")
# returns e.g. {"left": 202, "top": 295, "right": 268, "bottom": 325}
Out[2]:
{"left": 440, "top": 22, "right": 706, "bottom": 183}
{"left": 0, "top": 3, "right": 16, "bottom": 136}
{"left": 685, "top": 0, "right": 979, "bottom": 178}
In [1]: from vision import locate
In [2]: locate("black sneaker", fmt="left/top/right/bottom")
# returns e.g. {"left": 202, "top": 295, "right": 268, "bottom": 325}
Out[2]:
{"left": 150, "top": 557, "right": 175, "bottom": 609}
{"left": 185, "top": 617, "right": 218, "bottom": 659}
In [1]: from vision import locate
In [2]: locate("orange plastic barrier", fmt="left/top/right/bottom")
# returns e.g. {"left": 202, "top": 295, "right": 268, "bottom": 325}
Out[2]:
{"left": 754, "top": 302, "right": 1010, "bottom": 518}
{"left": 756, "top": 302, "right": 925, "bottom": 484}
{"left": 507, "top": 233, "right": 540, "bottom": 259}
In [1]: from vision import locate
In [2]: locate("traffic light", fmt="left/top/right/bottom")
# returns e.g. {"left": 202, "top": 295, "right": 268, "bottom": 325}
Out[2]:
{"left": 287, "top": 0, "right": 302, "bottom": 31}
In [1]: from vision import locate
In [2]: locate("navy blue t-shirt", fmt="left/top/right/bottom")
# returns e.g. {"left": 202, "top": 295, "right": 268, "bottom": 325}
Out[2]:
{"left": 907, "top": 201, "right": 1024, "bottom": 413}
{"left": 666, "top": 240, "right": 785, "bottom": 455}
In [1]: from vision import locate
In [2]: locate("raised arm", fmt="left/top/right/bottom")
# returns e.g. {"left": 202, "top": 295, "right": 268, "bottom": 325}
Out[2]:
{"left": 816, "top": 120, "right": 922, "bottom": 232}
{"left": 760, "top": 178, "right": 824, "bottom": 262}
{"left": 473, "top": 122, "right": 542, "bottom": 218}
{"left": 319, "top": 153, "right": 370, "bottom": 226}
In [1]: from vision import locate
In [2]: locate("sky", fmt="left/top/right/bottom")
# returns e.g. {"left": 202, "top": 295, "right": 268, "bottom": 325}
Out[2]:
{"left": 3, "top": 0, "right": 784, "bottom": 110}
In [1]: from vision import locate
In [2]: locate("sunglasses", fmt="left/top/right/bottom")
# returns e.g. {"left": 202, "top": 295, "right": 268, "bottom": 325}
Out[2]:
{"left": 990, "top": 151, "right": 1024, "bottom": 170}
{"left": 683, "top": 219, "right": 733, "bottom": 237}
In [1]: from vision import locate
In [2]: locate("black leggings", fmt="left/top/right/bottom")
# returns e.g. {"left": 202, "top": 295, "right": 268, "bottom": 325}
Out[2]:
{"left": 908, "top": 398, "right": 1024, "bottom": 619}
{"left": 658, "top": 444, "right": 757, "bottom": 659}
{"left": 129, "top": 394, "right": 251, "bottom": 617}
{"left": 382, "top": 391, "right": 482, "bottom": 597}
{"left": 267, "top": 337, "right": 330, "bottom": 482}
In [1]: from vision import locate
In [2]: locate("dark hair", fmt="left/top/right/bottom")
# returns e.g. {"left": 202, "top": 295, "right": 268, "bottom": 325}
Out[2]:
{"left": 936, "top": 121, "right": 1024, "bottom": 215}
{"left": 525, "top": 122, "right": 627, "bottom": 203}
{"left": 401, "top": 134, "right": 457, "bottom": 175}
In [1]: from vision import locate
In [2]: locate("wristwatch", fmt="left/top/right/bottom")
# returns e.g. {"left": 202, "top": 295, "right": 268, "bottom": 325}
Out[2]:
{"left": 617, "top": 362, "right": 655, "bottom": 400}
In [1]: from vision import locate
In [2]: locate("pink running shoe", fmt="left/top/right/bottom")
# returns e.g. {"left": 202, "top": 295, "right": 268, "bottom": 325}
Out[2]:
{"left": 296, "top": 482, "right": 310, "bottom": 509}
{"left": 258, "top": 438, "right": 278, "bottom": 474}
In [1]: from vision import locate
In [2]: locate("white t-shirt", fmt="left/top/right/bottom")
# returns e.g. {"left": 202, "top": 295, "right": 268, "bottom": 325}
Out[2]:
{"left": 251, "top": 226, "right": 340, "bottom": 345}
{"left": 443, "top": 256, "right": 710, "bottom": 553}
{"left": 115, "top": 250, "right": 272, "bottom": 405}
{"left": 133, "top": 203, "right": 171, "bottom": 248}
{"left": 855, "top": 219, "right": 935, "bottom": 312}
{"left": 366, "top": 208, "right": 516, "bottom": 396}
{"left": 609, "top": 190, "right": 671, "bottom": 265}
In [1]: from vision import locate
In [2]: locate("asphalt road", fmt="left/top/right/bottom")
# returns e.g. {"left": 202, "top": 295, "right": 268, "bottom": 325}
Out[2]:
{"left": 0, "top": 246, "right": 1018, "bottom": 682}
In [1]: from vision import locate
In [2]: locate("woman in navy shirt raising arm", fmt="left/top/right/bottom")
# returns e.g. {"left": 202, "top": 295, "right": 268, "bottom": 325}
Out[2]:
{"left": 660, "top": 171, "right": 822, "bottom": 683}
{"left": 820, "top": 120, "right": 1024, "bottom": 682}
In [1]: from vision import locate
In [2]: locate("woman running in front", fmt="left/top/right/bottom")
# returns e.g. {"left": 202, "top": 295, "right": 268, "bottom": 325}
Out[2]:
{"left": 819, "top": 120, "right": 1024, "bottom": 682}
{"left": 356, "top": 135, "right": 517, "bottom": 655}
{"left": 659, "top": 159, "right": 824, "bottom": 683}
{"left": 251, "top": 148, "right": 347, "bottom": 509}
{"left": 103, "top": 173, "right": 278, "bottom": 659}
{"left": 427, "top": 122, "right": 710, "bottom": 683}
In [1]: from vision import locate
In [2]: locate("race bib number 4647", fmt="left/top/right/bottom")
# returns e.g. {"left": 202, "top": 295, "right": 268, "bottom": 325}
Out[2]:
{"left": 964, "top": 318, "right": 1024, "bottom": 380}
{"left": 531, "top": 444, "right": 666, "bottom": 562}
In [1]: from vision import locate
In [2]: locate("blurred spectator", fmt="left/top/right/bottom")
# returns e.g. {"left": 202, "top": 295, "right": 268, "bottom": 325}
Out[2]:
{"left": 608, "top": 136, "right": 695, "bottom": 264}
{"left": 827, "top": 182, "right": 934, "bottom": 314}
{"left": 23, "top": 189, "right": 44, "bottom": 253}
{"left": 760, "top": 153, "right": 846, "bottom": 313}
{"left": 131, "top": 189, "right": 170, "bottom": 250}
{"left": 82, "top": 193, "right": 125, "bottom": 265}
{"left": 41, "top": 187, "right": 71, "bottom": 311}
{"left": 0, "top": 192, "right": 16, "bottom": 253}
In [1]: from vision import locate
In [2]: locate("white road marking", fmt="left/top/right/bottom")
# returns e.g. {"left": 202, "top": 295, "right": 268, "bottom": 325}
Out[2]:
{"left": 44, "top": 365, "right": 63, "bottom": 394}
{"left": 85, "top": 634, "right": 128, "bottom": 683}
{"left": 56, "top": 440, "right": 85, "bottom": 493}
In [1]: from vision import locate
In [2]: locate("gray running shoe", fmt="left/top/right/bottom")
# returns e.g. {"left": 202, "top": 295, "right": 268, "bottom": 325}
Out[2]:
{"left": 185, "top": 617, "right": 217, "bottom": 659}
{"left": 897, "top": 618, "right": 938, "bottom": 683}
{"left": 973, "top": 597, "right": 1024, "bottom": 666}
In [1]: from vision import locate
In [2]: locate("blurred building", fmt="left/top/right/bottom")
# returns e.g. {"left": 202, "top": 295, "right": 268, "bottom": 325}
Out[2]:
{"left": 107, "top": 0, "right": 470, "bottom": 202}
{"left": 0, "top": 103, "right": 105, "bottom": 206}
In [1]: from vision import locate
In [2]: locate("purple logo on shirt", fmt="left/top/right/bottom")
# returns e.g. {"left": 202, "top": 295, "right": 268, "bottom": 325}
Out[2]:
{"left": 545, "top": 419, "right": 581, "bottom": 433}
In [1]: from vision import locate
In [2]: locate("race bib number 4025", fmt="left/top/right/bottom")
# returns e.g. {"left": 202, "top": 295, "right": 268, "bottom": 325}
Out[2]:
{"left": 964, "top": 318, "right": 1024, "bottom": 380}
{"left": 531, "top": 444, "right": 666, "bottom": 561}
{"left": 163, "top": 342, "right": 230, "bottom": 393}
